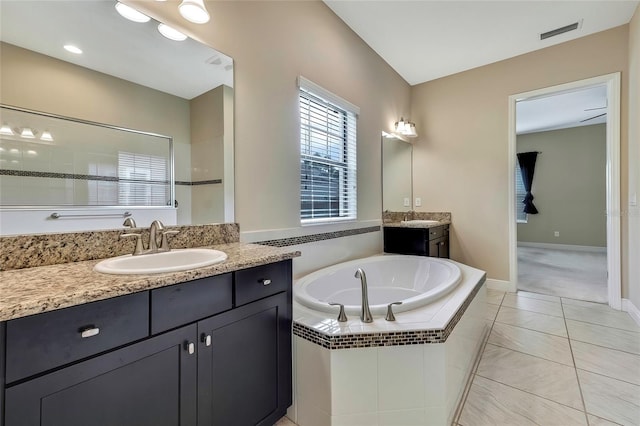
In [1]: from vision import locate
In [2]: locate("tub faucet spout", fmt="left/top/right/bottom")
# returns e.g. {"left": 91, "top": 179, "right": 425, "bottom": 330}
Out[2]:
{"left": 354, "top": 268, "right": 373, "bottom": 323}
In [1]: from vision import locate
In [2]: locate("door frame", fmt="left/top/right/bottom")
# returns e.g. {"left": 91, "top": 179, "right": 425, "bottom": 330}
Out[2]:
{"left": 507, "top": 72, "right": 622, "bottom": 310}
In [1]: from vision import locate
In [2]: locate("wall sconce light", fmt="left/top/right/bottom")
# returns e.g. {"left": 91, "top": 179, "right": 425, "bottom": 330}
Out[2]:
{"left": 179, "top": 0, "right": 210, "bottom": 24}
{"left": 20, "top": 128, "right": 36, "bottom": 139}
{"left": 0, "top": 124, "right": 14, "bottom": 136}
{"left": 394, "top": 117, "right": 418, "bottom": 138}
{"left": 40, "top": 131, "right": 54, "bottom": 142}
{"left": 157, "top": 23, "right": 188, "bottom": 41}
{"left": 115, "top": 2, "right": 151, "bottom": 23}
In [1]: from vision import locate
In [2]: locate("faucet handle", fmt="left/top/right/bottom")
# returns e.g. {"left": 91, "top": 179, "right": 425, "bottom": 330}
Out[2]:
{"left": 160, "top": 230, "right": 180, "bottom": 251}
{"left": 328, "top": 303, "right": 348, "bottom": 322}
{"left": 120, "top": 232, "right": 144, "bottom": 255}
{"left": 385, "top": 302, "right": 403, "bottom": 321}
{"left": 123, "top": 217, "right": 137, "bottom": 228}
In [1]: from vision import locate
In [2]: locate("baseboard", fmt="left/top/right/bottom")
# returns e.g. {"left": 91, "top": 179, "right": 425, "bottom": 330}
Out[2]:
{"left": 518, "top": 242, "right": 606, "bottom": 253}
{"left": 622, "top": 298, "right": 640, "bottom": 327}
{"left": 485, "top": 278, "right": 515, "bottom": 293}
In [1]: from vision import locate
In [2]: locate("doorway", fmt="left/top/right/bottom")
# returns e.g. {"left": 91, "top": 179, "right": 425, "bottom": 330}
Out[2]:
{"left": 508, "top": 73, "right": 622, "bottom": 310}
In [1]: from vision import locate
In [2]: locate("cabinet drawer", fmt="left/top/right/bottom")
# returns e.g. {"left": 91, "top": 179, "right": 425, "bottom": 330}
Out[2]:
{"left": 151, "top": 273, "right": 232, "bottom": 334}
{"left": 427, "top": 226, "right": 446, "bottom": 240}
{"left": 235, "top": 261, "right": 291, "bottom": 306}
{"left": 6, "top": 291, "right": 149, "bottom": 383}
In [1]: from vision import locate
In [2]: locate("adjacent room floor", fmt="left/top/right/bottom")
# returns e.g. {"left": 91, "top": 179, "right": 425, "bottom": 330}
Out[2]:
{"left": 517, "top": 246, "right": 608, "bottom": 303}
{"left": 457, "top": 290, "right": 640, "bottom": 426}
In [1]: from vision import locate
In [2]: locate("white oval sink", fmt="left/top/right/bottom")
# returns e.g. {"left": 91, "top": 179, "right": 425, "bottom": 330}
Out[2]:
{"left": 94, "top": 248, "right": 227, "bottom": 275}
{"left": 401, "top": 220, "right": 441, "bottom": 225}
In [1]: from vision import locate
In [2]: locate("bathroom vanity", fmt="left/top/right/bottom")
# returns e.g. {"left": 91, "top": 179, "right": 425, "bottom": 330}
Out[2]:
{"left": 0, "top": 236, "right": 299, "bottom": 426}
{"left": 383, "top": 223, "right": 450, "bottom": 258}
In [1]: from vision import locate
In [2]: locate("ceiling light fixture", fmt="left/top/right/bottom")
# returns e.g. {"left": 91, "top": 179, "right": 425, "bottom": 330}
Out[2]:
{"left": 157, "top": 23, "right": 188, "bottom": 41}
{"left": 115, "top": 2, "right": 151, "bottom": 23}
{"left": 40, "top": 131, "right": 54, "bottom": 142}
{"left": 0, "top": 124, "right": 14, "bottom": 136}
{"left": 20, "top": 128, "right": 36, "bottom": 139}
{"left": 179, "top": 0, "right": 210, "bottom": 24}
{"left": 63, "top": 44, "right": 83, "bottom": 54}
{"left": 394, "top": 117, "right": 418, "bottom": 138}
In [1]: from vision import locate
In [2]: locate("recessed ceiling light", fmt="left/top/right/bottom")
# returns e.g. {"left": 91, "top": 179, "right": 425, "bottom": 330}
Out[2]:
{"left": 179, "top": 0, "right": 210, "bottom": 24}
{"left": 115, "top": 2, "right": 151, "bottom": 23}
{"left": 64, "top": 45, "right": 83, "bottom": 54}
{"left": 157, "top": 23, "right": 187, "bottom": 41}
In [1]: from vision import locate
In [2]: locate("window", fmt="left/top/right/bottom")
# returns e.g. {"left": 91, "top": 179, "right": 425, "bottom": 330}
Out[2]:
{"left": 515, "top": 159, "right": 528, "bottom": 223}
{"left": 118, "top": 151, "right": 169, "bottom": 206}
{"left": 298, "top": 77, "right": 358, "bottom": 224}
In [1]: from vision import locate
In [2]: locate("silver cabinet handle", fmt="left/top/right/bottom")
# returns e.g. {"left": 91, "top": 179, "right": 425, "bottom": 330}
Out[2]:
{"left": 261, "top": 279, "right": 272, "bottom": 286}
{"left": 185, "top": 341, "right": 195, "bottom": 355}
{"left": 80, "top": 326, "right": 100, "bottom": 338}
{"left": 201, "top": 333, "right": 212, "bottom": 347}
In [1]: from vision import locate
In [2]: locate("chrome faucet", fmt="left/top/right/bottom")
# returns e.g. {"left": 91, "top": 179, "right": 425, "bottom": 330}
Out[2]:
{"left": 120, "top": 219, "right": 179, "bottom": 256}
{"left": 354, "top": 268, "right": 373, "bottom": 323}
{"left": 148, "top": 220, "right": 165, "bottom": 252}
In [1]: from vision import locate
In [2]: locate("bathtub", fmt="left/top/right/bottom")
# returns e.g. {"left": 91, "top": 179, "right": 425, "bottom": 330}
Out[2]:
{"left": 294, "top": 254, "right": 462, "bottom": 315}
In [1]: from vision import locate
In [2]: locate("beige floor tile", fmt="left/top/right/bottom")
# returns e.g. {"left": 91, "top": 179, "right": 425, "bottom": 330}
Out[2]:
{"left": 566, "top": 320, "right": 640, "bottom": 355}
{"left": 588, "top": 414, "right": 623, "bottom": 425}
{"left": 563, "top": 304, "right": 640, "bottom": 332}
{"left": 502, "top": 293, "right": 564, "bottom": 317}
{"left": 477, "top": 344, "right": 583, "bottom": 410}
{"left": 486, "top": 289, "right": 505, "bottom": 306}
{"left": 561, "top": 298, "right": 612, "bottom": 310}
{"left": 516, "top": 291, "right": 562, "bottom": 303}
{"left": 459, "top": 375, "right": 587, "bottom": 426}
{"left": 578, "top": 369, "right": 640, "bottom": 426}
{"left": 488, "top": 322, "right": 574, "bottom": 366}
{"left": 275, "top": 416, "right": 298, "bottom": 426}
{"left": 572, "top": 340, "right": 640, "bottom": 385}
{"left": 485, "top": 303, "right": 499, "bottom": 322}
{"left": 496, "top": 305, "right": 568, "bottom": 337}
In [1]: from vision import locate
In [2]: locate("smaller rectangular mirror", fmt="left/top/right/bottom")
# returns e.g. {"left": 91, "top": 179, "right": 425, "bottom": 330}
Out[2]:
{"left": 0, "top": 105, "right": 173, "bottom": 208}
{"left": 382, "top": 133, "right": 413, "bottom": 212}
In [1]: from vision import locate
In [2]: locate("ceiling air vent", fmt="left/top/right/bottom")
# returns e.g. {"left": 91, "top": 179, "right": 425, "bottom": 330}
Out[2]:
{"left": 540, "top": 22, "right": 580, "bottom": 40}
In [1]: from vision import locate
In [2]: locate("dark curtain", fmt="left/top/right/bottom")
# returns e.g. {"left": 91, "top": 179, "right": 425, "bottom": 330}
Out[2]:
{"left": 517, "top": 151, "right": 539, "bottom": 214}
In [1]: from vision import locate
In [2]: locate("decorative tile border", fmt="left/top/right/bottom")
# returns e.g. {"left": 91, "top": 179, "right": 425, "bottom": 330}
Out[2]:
{"left": 176, "top": 179, "right": 222, "bottom": 186}
{"left": 293, "top": 276, "right": 485, "bottom": 349}
{"left": 257, "top": 226, "right": 380, "bottom": 248}
{"left": 1, "top": 169, "right": 221, "bottom": 186}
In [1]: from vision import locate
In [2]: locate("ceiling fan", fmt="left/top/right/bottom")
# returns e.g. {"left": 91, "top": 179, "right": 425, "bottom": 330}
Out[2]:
{"left": 580, "top": 102, "right": 607, "bottom": 123}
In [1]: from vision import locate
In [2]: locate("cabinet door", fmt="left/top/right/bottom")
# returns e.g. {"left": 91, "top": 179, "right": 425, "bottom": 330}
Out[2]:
{"left": 5, "top": 324, "right": 198, "bottom": 426}
{"left": 384, "top": 227, "right": 429, "bottom": 255}
{"left": 429, "top": 237, "right": 449, "bottom": 258}
{"left": 197, "top": 292, "right": 291, "bottom": 426}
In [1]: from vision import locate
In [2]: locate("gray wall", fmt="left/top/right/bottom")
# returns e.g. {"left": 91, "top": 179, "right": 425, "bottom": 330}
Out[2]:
{"left": 517, "top": 124, "right": 606, "bottom": 247}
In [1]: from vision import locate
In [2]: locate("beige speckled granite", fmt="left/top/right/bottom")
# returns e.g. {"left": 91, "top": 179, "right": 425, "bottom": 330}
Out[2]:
{"left": 0, "top": 223, "right": 239, "bottom": 271}
{"left": 382, "top": 211, "right": 451, "bottom": 228}
{"left": 0, "top": 242, "right": 301, "bottom": 322}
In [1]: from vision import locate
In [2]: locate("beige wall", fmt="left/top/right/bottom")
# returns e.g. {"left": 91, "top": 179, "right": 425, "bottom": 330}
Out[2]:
{"left": 130, "top": 1, "right": 411, "bottom": 273}
{"left": 411, "top": 26, "right": 629, "bottom": 285}
{"left": 628, "top": 5, "right": 640, "bottom": 310}
{"left": 517, "top": 125, "right": 606, "bottom": 247}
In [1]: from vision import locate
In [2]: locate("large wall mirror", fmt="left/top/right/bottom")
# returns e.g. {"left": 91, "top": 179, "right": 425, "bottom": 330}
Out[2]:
{"left": 382, "top": 133, "right": 413, "bottom": 212}
{"left": 0, "top": 0, "right": 234, "bottom": 235}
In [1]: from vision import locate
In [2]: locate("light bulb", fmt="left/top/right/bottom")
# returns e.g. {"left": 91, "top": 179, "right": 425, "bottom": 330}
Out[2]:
{"left": 115, "top": 2, "right": 151, "bottom": 23}
{"left": 63, "top": 45, "right": 83, "bottom": 54}
{"left": 20, "top": 128, "right": 35, "bottom": 139}
{"left": 158, "top": 23, "right": 188, "bottom": 41}
{"left": 179, "top": 0, "right": 210, "bottom": 24}
{"left": 40, "top": 131, "right": 54, "bottom": 142}
{"left": 0, "top": 124, "right": 14, "bottom": 136}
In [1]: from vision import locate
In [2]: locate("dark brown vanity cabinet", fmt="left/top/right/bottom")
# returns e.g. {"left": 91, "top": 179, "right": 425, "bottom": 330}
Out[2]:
{"left": 384, "top": 225, "right": 450, "bottom": 258}
{"left": 0, "top": 260, "right": 293, "bottom": 426}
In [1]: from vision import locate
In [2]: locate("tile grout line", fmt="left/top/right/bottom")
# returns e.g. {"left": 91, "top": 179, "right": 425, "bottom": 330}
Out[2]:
{"left": 564, "top": 316, "right": 640, "bottom": 334}
{"left": 575, "top": 366, "right": 640, "bottom": 388}
{"left": 493, "top": 317, "right": 568, "bottom": 338}
{"left": 561, "top": 297, "right": 591, "bottom": 426}
{"left": 482, "top": 341, "right": 575, "bottom": 368}
{"left": 568, "top": 336, "right": 640, "bottom": 357}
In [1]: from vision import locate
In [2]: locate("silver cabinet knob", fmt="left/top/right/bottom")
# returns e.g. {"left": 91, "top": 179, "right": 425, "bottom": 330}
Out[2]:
{"left": 261, "top": 279, "right": 272, "bottom": 286}
{"left": 80, "top": 326, "right": 100, "bottom": 338}
{"left": 185, "top": 341, "right": 195, "bottom": 355}
{"left": 201, "top": 333, "right": 212, "bottom": 347}
{"left": 385, "top": 302, "right": 403, "bottom": 321}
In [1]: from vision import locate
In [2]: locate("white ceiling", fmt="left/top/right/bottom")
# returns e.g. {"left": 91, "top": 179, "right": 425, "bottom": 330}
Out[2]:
{"left": 324, "top": 1, "right": 638, "bottom": 86}
{"left": 0, "top": 1, "right": 233, "bottom": 100}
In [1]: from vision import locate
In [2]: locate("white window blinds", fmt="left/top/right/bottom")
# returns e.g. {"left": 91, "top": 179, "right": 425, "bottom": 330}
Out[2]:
{"left": 118, "top": 151, "right": 169, "bottom": 206}
{"left": 298, "top": 77, "right": 358, "bottom": 224}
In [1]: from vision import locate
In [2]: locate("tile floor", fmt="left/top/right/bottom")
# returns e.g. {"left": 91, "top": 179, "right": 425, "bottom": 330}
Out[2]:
{"left": 457, "top": 290, "right": 640, "bottom": 426}
{"left": 277, "top": 289, "right": 640, "bottom": 426}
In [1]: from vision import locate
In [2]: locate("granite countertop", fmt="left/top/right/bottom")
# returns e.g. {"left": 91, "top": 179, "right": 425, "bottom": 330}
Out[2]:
{"left": 0, "top": 242, "right": 301, "bottom": 322}
{"left": 383, "top": 219, "right": 451, "bottom": 229}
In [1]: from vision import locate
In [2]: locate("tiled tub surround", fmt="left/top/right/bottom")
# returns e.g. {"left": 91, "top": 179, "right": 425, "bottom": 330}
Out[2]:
{"left": 382, "top": 210, "right": 451, "bottom": 225}
{"left": 290, "top": 260, "right": 488, "bottom": 425}
{"left": 0, "top": 223, "right": 239, "bottom": 271}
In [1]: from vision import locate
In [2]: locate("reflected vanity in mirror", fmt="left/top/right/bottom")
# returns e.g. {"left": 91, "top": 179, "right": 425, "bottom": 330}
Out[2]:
{"left": 0, "top": 0, "right": 234, "bottom": 235}
{"left": 382, "top": 133, "right": 413, "bottom": 212}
